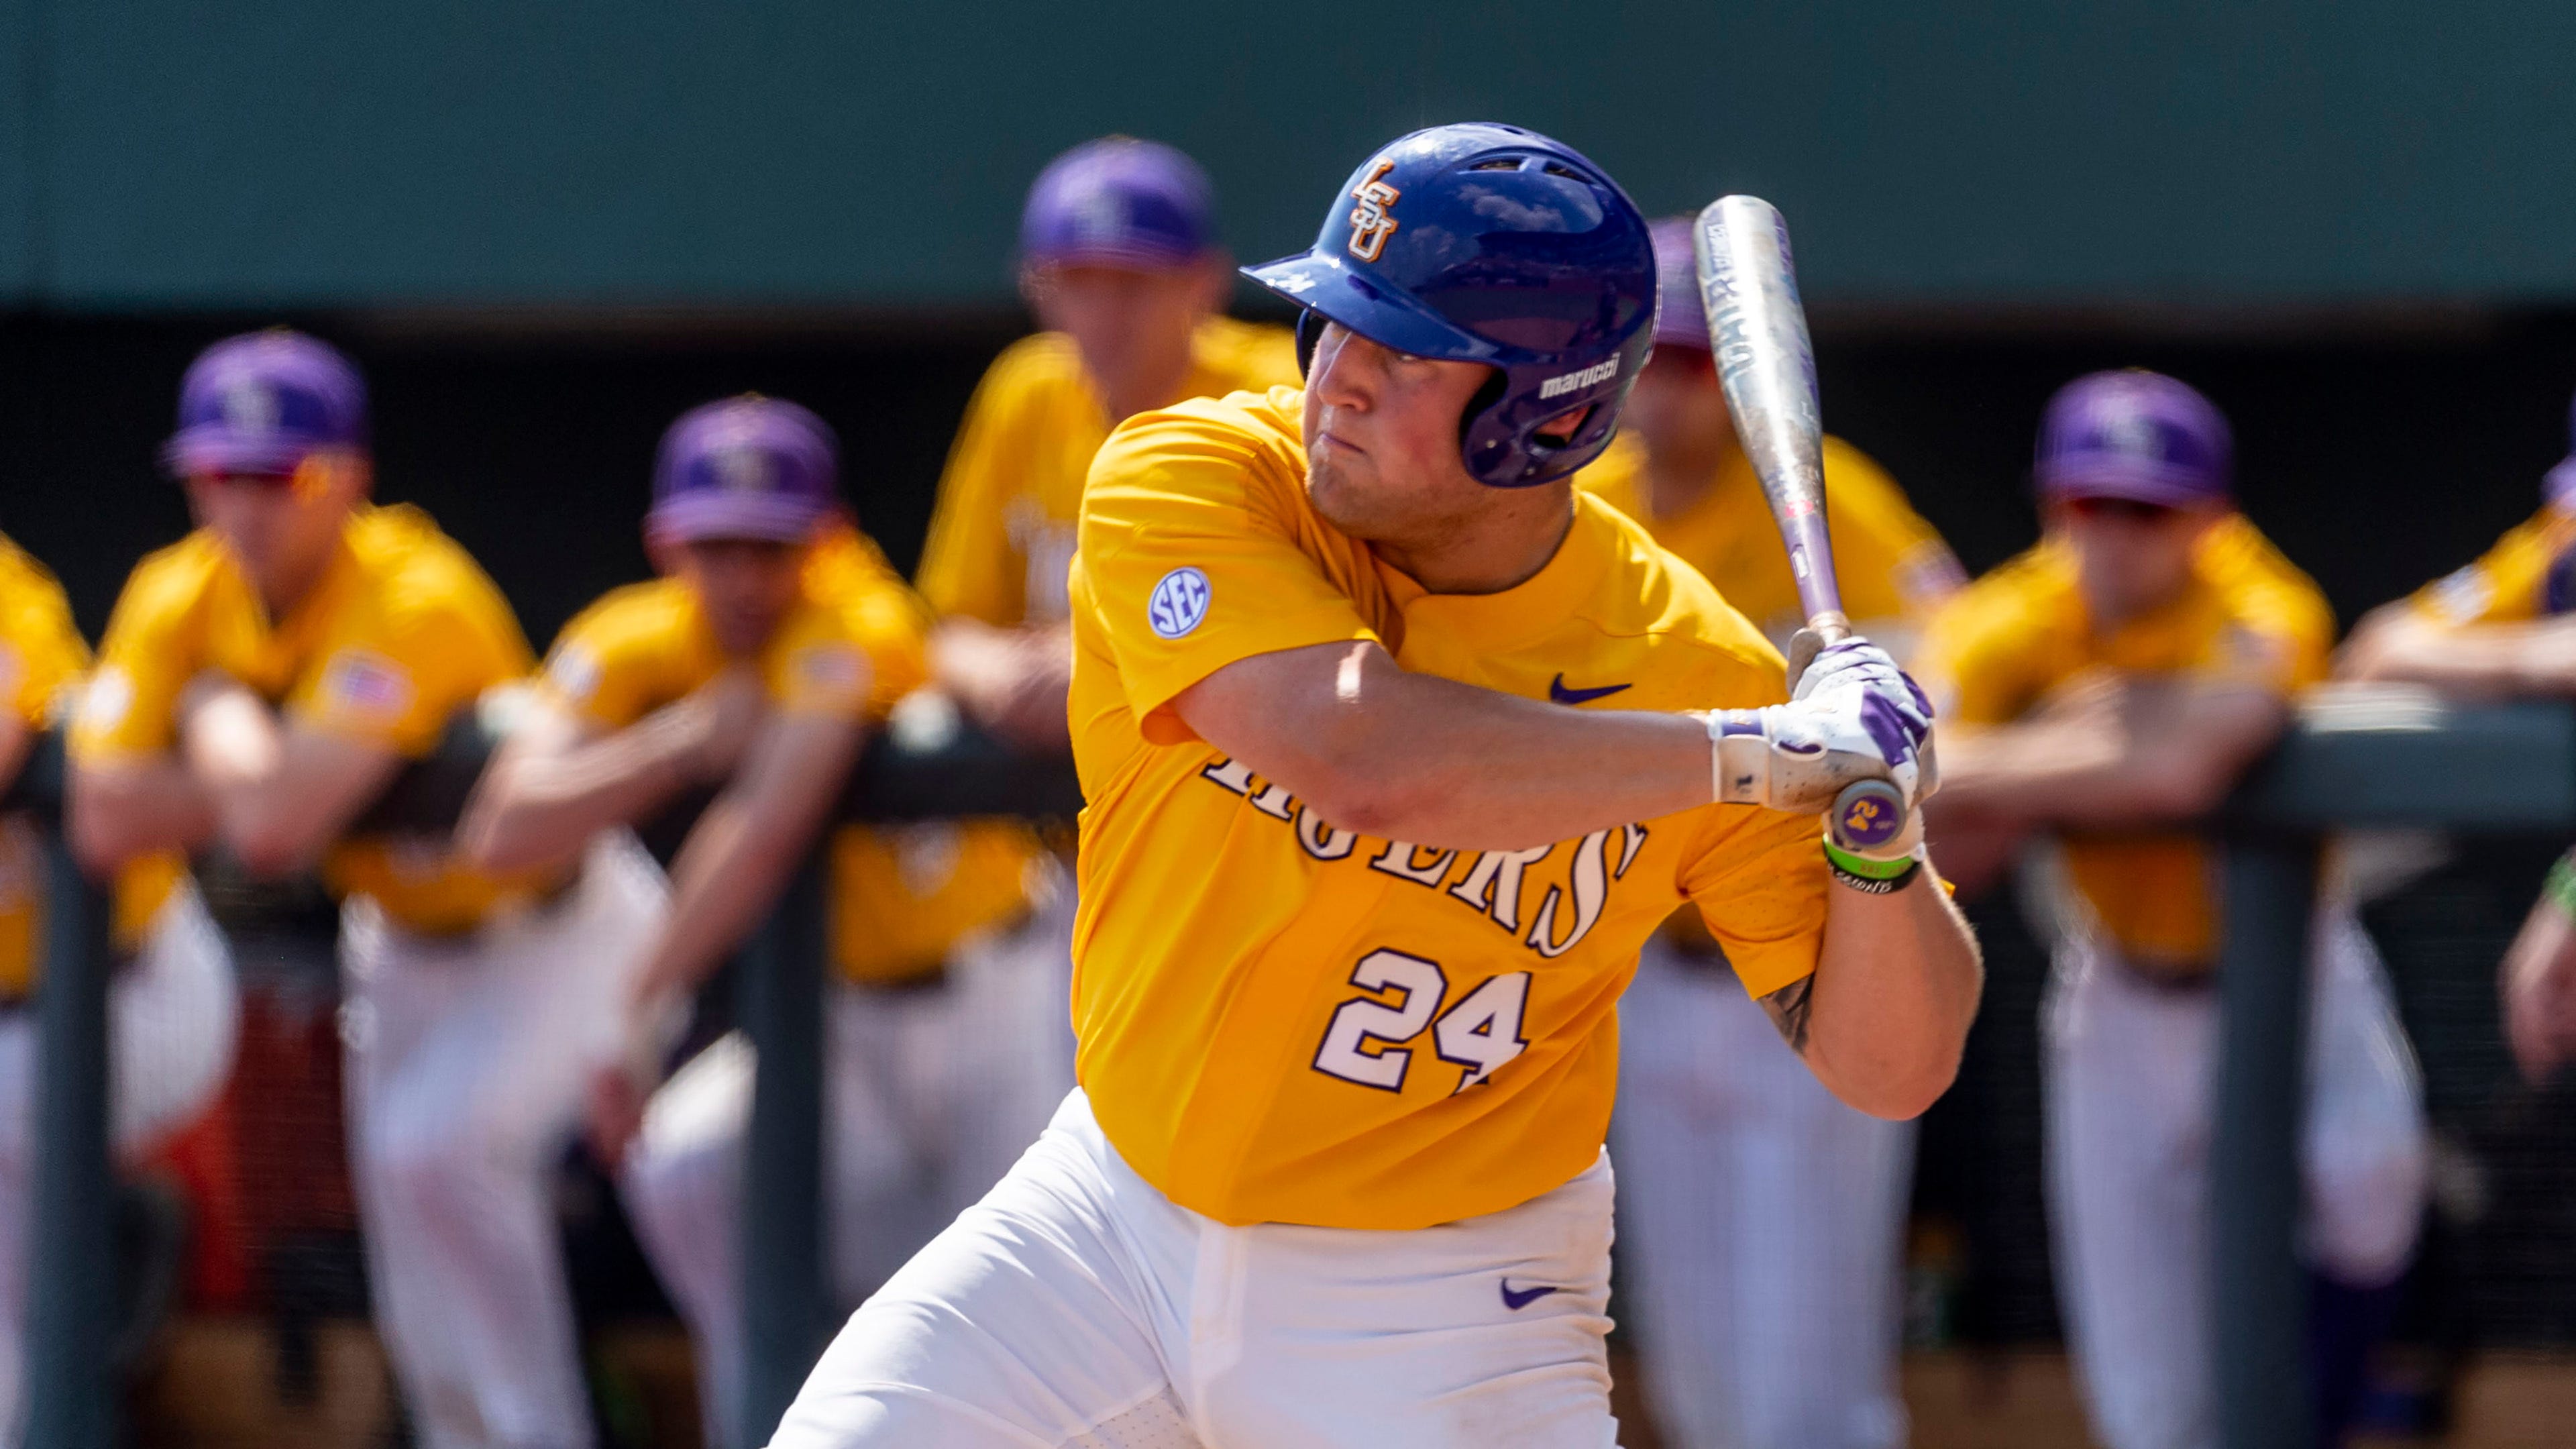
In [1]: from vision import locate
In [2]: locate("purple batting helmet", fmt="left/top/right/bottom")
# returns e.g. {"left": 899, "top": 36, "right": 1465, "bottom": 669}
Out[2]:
{"left": 161, "top": 329, "right": 368, "bottom": 478}
{"left": 2035, "top": 369, "right": 2233, "bottom": 506}
{"left": 1244, "top": 122, "right": 1656, "bottom": 489}
{"left": 1650, "top": 217, "right": 1711, "bottom": 351}
{"left": 1020, "top": 138, "right": 1216, "bottom": 271}
{"left": 647, "top": 396, "right": 840, "bottom": 544}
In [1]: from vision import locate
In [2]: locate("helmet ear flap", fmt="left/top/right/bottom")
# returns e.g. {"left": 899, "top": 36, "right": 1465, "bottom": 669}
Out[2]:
{"left": 1295, "top": 309, "right": 1326, "bottom": 378}
{"left": 1457, "top": 366, "right": 1507, "bottom": 453}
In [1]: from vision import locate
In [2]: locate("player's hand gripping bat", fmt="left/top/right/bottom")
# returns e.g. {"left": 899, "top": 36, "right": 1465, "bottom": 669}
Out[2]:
{"left": 1693, "top": 195, "right": 1918, "bottom": 854}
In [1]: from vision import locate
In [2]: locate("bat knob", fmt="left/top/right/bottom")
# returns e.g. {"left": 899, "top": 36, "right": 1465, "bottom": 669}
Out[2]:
{"left": 1829, "top": 779, "right": 1909, "bottom": 854}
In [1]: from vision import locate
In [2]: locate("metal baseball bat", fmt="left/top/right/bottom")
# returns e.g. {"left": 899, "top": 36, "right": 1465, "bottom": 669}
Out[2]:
{"left": 1693, "top": 195, "right": 1908, "bottom": 852}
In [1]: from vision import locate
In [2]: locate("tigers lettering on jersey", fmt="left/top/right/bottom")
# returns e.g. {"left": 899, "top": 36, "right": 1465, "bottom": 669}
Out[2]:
{"left": 1067, "top": 386, "right": 1828, "bottom": 1231}
{"left": 1196, "top": 756, "right": 1648, "bottom": 962}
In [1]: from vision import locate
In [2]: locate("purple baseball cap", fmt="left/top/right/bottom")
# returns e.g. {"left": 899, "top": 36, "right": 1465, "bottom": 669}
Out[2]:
{"left": 1020, "top": 137, "right": 1216, "bottom": 270}
{"left": 2035, "top": 369, "right": 2233, "bottom": 506}
{"left": 647, "top": 396, "right": 840, "bottom": 543}
{"left": 160, "top": 329, "right": 368, "bottom": 478}
{"left": 1649, "top": 217, "right": 1710, "bottom": 351}
{"left": 2545, "top": 386, "right": 2576, "bottom": 508}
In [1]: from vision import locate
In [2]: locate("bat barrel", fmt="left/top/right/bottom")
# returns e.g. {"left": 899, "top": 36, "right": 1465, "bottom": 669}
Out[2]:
{"left": 1693, "top": 194, "right": 1849, "bottom": 631}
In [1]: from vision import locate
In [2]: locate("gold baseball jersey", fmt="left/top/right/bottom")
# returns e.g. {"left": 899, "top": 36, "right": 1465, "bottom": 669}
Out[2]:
{"left": 916, "top": 316, "right": 1297, "bottom": 627}
{"left": 0, "top": 535, "right": 180, "bottom": 995}
{"left": 2406, "top": 502, "right": 2576, "bottom": 625}
{"left": 1069, "top": 386, "right": 1829, "bottom": 1231}
{"left": 1917, "top": 514, "right": 2331, "bottom": 967}
{"left": 538, "top": 524, "right": 1032, "bottom": 985}
{"left": 72, "top": 504, "right": 541, "bottom": 935}
{"left": 1577, "top": 433, "right": 1964, "bottom": 641}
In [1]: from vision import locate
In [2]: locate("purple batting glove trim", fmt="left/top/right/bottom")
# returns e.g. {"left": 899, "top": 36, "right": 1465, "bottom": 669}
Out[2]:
{"left": 1858, "top": 692, "right": 1925, "bottom": 768}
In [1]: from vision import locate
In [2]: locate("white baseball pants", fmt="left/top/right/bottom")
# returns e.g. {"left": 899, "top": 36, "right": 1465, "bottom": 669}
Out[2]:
{"left": 619, "top": 898, "right": 1075, "bottom": 1449}
{"left": 768, "top": 1087, "right": 1628, "bottom": 1449}
{"left": 339, "top": 834, "right": 667, "bottom": 1449}
{"left": 1611, "top": 942, "right": 1913, "bottom": 1449}
{"left": 0, "top": 882, "right": 235, "bottom": 1448}
{"left": 2045, "top": 904, "right": 2428, "bottom": 1449}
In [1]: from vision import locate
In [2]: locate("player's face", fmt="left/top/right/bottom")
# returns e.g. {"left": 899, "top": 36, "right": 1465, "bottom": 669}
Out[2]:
{"left": 184, "top": 453, "right": 366, "bottom": 611}
{"left": 2048, "top": 495, "right": 2226, "bottom": 626}
{"left": 669, "top": 536, "right": 808, "bottom": 655}
{"left": 1621, "top": 345, "right": 1734, "bottom": 472}
{"left": 1023, "top": 259, "right": 1224, "bottom": 423}
{"left": 1299, "top": 322, "right": 1499, "bottom": 543}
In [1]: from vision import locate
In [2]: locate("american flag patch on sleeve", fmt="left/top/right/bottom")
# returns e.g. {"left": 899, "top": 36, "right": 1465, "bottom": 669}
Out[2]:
{"left": 317, "top": 649, "right": 416, "bottom": 724}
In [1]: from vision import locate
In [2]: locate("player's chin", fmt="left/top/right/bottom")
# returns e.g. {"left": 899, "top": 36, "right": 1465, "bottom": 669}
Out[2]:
{"left": 1305, "top": 454, "right": 1359, "bottom": 519}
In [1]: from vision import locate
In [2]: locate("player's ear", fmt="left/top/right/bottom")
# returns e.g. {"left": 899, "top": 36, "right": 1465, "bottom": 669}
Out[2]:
{"left": 643, "top": 525, "right": 684, "bottom": 578}
{"left": 1195, "top": 251, "right": 1234, "bottom": 315}
{"left": 1018, "top": 262, "right": 1058, "bottom": 328}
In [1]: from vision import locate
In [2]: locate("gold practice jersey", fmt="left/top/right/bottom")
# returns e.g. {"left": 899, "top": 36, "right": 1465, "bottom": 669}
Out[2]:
{"left": 539, "top": 525, "right": 1033, "bottom": 984}
{"left": 916, "top": 316, "right": 1297, "bottom": 627}
{"left": 1578, "top": 433, "right": 1962, "bottom": 643}
{"left": 2408, "top": 501, "right": 2576, "bottom": 625}
{"left": 72, "top": 504, "right": 541, "bottom": 934}
{"left": 1069, "top": 386, "right": 1829, "bottom": 1231}
{"left": 1917, "top": 515, "right": 2330, "bottom": 967}
{"left": 0, "top": 534, "right": 178, "bottom": 994}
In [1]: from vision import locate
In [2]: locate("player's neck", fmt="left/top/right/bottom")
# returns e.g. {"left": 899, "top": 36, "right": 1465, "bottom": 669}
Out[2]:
{"left": 253, "top": 529, "right": 352, "bottom": 623}
{"left": 1372, "top": 490, "right": 1576, "bottom": 596}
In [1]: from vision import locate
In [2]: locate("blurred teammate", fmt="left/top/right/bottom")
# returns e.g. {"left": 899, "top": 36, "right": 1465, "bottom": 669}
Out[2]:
{"left": 66, "top": 330, "right": 665, "bottom": 1449}
{"left": 1580, "top": 219, "right": 1964, "bottom": 1449}
{"left": 769, "top": 121, "right": 1980, "bottom": 1449}
{"left": 2338, "top": 386, "right": 2576, "bottom": 697}
{"left": 0, "top": 535, "right": 232, "bottom": 1445}
{"left": 911, "top": 136, "right": 1299, "bottom": 1102}
{"left": 457, "top": 396, "right": 1049, "bottom": 1448}
{"left": 915, "top": 136, "right": 1295, "bottom": 751}
{"left": 1919, "top": 370, "right": 2428, "bottom": 1449}
{"left": 2334, "top": 388, "right": 2576, "bottom": 1087}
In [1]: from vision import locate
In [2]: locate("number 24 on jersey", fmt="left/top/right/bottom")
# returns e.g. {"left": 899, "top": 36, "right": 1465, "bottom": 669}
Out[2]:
{"left": 1310, "top": 949, "right": 1529, "bottom": 1095}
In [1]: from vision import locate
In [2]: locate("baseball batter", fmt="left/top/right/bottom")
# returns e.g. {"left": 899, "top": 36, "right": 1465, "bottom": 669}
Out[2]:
{"left": 1575, "top": 218, "right": 1965, "bottom": 1449}
{"left": 767, "top": 122, "right": 1980, "bottom": 1449}
{"left": 457, "top": 396, "right": 1052, "bottom": 1449}
{"left": 0, "top": 533, "right": 233, "bottom": 1447}
{"left": 1917, "top": 370, "right": 2428, "bottom": 1449}
{"left": 66, "top": 331, "right": 665, "bottom": 1449}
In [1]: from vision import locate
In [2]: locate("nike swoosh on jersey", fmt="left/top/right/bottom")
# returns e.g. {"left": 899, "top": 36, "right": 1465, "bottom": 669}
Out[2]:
{"left": 1548, "top": 674, "right": 1631, "bottom": 706}
{"left": 1499, "top": 1279, "right": 1563, "bottom": 1311}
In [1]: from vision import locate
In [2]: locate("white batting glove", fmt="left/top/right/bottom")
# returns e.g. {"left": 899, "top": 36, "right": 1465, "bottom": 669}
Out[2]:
{"left": 1699, "top": 635, "right": 1938, "bottom": 861}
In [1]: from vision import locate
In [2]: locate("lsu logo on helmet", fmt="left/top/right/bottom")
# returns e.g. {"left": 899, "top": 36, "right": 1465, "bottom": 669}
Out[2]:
{"left": 1346, "top": 159, "right": 1401, "bottom": 263}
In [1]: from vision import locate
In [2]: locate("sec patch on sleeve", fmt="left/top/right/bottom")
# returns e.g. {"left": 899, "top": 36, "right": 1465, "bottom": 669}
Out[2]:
{"left": 1148, "top": 567, "right": 1212, "bottom": 640}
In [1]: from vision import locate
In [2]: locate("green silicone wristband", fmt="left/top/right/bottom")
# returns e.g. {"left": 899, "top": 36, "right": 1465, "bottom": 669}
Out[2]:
{"left": 1821, "top": 836, "right": 1916, "bottom": 880}
{"left": 2546, "top": 851, "right": 2576, "bottom": 918}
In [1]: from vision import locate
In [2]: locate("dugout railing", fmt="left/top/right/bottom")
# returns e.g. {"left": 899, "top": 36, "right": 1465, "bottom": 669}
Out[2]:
{"left": 0, "top": 717, "right": 1083, "bottom": 1449}
{"left": 11, "top": 684, "right": 2567, "bottom": 1449}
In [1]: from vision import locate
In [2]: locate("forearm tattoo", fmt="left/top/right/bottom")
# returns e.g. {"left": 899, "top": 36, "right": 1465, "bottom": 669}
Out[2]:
{"left": 1760, "top": 975, "right": 1815, "bottom": 1055}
